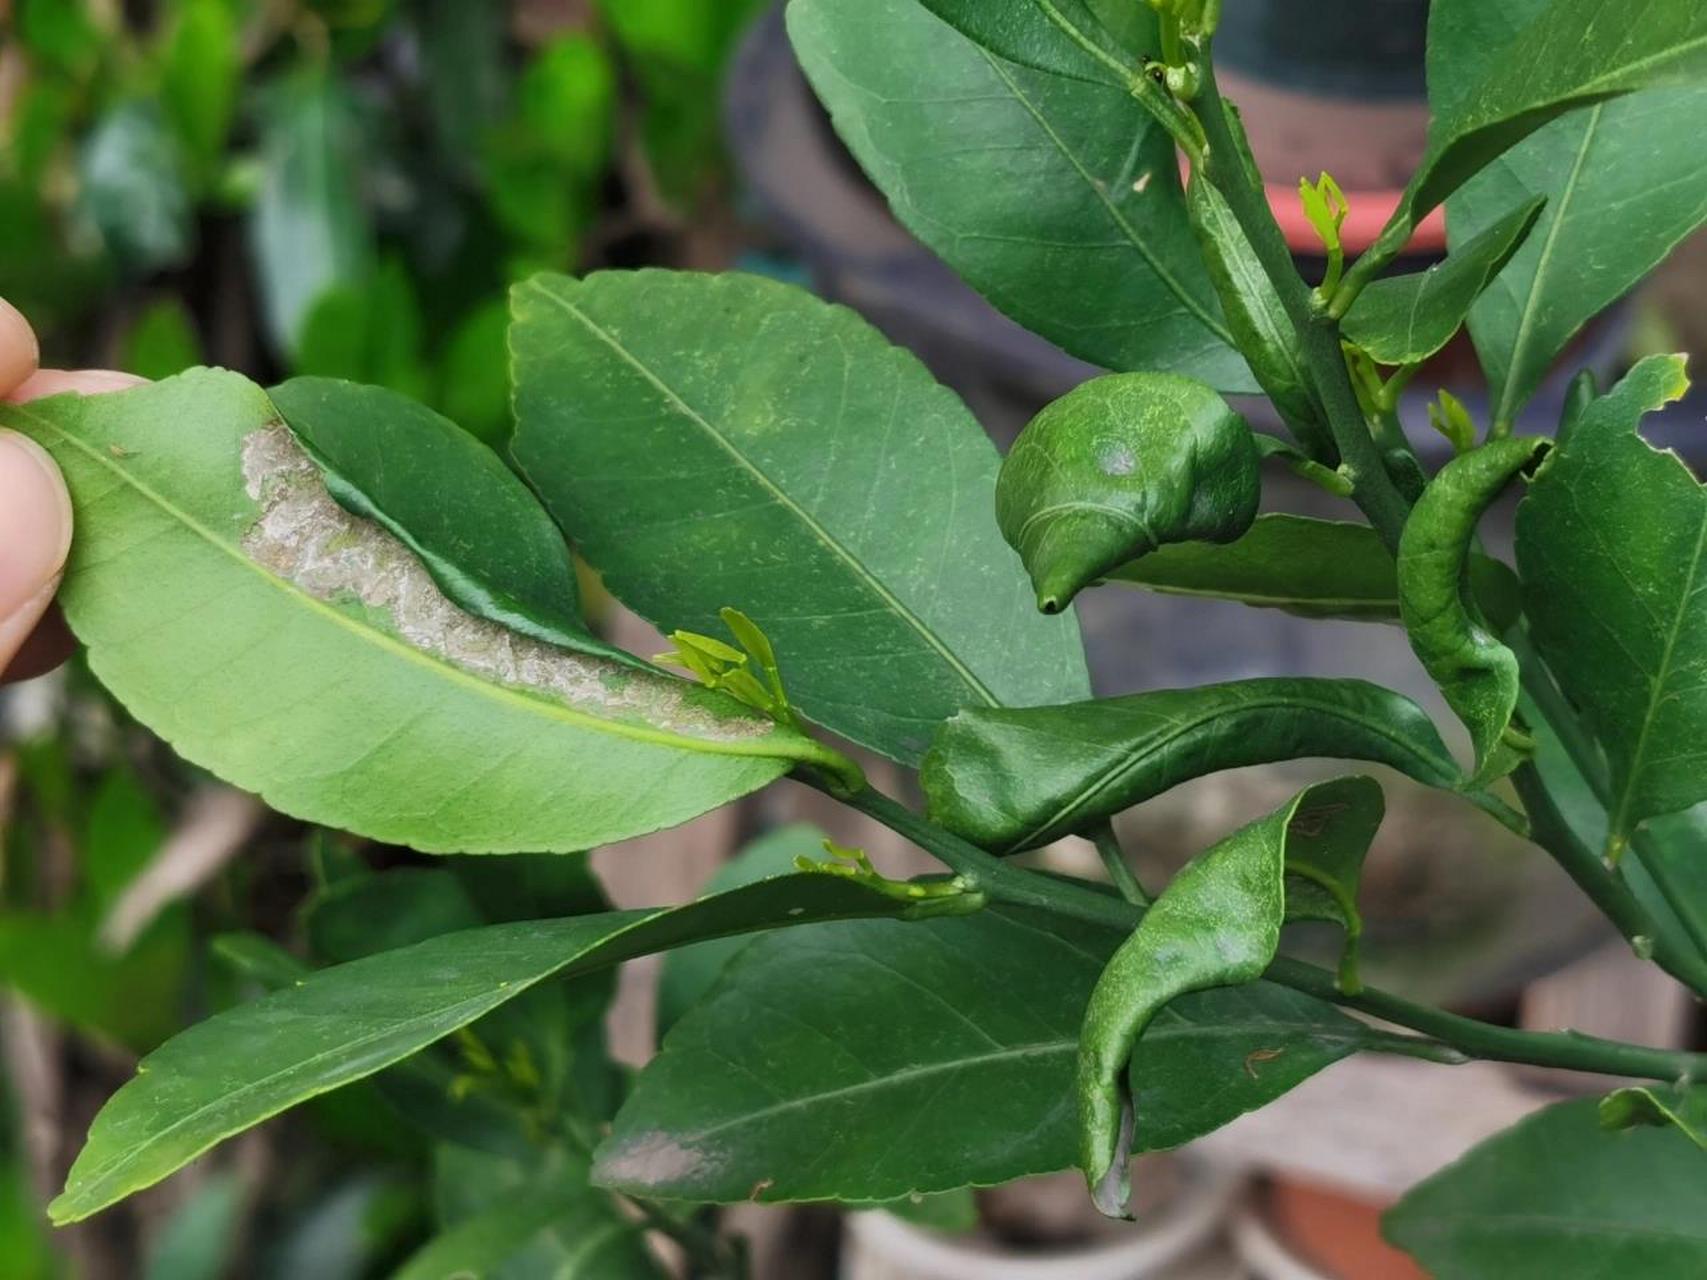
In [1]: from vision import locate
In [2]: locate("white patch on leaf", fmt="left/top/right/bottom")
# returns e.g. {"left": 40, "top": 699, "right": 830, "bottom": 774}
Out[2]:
{"left": 240, "top": 424, "right": 772, "bottom": 742}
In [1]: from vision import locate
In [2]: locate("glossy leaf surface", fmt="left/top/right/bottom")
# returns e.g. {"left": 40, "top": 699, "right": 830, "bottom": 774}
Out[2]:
{"left": 510, "top": 270, "right": 1089, "bottom": 765}
{"left": 1433, "top": 0, "right": 1707, "bottom": 425}
{"left": 1110, "top": 514, "right": 1521, "bottom": 624}
{"left": 1406, "top": 0, "right": 1707, "bottom": 223}
{"left": 922, "top": 678, "right": 1457, "bottom": 852}
{"left": 996, "top": 373, "right": 1260, "bottom": 612}
{"left": 1517, "top": 356, "right": 1705, "bottom": 846}
{"left": 1187, "top": 173, "right": 1329, "bottom": 457}
{"left": 270, "top": 376, "right": 637, "bottom": 665}
{"left": 1341, "top": 197, "right": 1544, "bottom": 366}
{"left": 0, "top": 372, "right": 830, "bottom": 854}
{"left": 596, "top": 907, "right": 1388, "bottom": 1205}
{"left": 1385, "top": 1098, "right": 1707, "bottom": 1278}
{"left": 912, "top": 0, "right": 1150, "bottom": 87}
{"left": 1398, "top": 436, "right": 1548, "bottom": 786}
{"left": 50, "top": 874, "right": 912, "bottom": 1222}
{"left": 790, "top": 0, "right": 1251, "bottom": 391}
{"left": 1079, "top": 779, "right": 1381, "bottom": 1214}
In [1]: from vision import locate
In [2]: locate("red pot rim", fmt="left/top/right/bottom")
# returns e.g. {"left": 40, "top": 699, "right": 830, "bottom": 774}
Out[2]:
{"left": 1269, "top": 181, "right": 1447, "bottom": 256}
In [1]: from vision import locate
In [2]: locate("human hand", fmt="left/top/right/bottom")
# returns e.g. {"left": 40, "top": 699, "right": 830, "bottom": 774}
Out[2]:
{"left": 0, "top": 297, "right": 146, "bottom": 682}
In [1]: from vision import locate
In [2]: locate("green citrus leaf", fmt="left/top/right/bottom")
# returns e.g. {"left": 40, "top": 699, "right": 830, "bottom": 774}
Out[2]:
{"left": 1110, "top": 513, "right": 1523, "bottom": 625}
{"left": 1078, "top": 778, "right": 1382, "bottom": 1215}
{"left": 1398, "top": 435, "right": 1549, "bottom": 786}
{"left": 49, "top": 873, "right": 913, "bottom": 1223}
{"left": 996, "top": 372, "right": 1260, "bottom": 613}
{"left": 1385, "top": 1098, "right": 1707, "bottom": 1278}
{"left": 1342, "top": 196, "right": 1544, "bottom": 367}
{"left": 0, "top": 371, "right": 835, "bottom": 854}
{"left": 922, "top": 678, "right": 1458, "bottom": 852}
{"left": 510, "top": 270, "right": 1089, "bottom": 765}
{"left": 270, "top": 375, "right": 641, "bottom": 668}
{"left": 1516, "top": 354, "right": 1705, "bottom": 849}
{"left": 594, "top": 905, "right": 1387, "bottom": 1205}
{"left": 789, "top": 0, "right": 1252, "bottom": 392}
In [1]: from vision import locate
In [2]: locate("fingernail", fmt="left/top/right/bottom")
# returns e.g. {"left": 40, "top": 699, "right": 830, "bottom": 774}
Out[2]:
{"left": 0, "top": 429, "right": 73, "bottom": 623}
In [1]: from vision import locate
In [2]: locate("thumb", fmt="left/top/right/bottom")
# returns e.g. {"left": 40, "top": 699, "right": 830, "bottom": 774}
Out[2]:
{"left": 0, "top": 430, "right": 73, "bottom": 674}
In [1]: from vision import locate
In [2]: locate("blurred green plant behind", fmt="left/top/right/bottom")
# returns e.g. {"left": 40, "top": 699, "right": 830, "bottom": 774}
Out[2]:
{"left": 2, "top": 0, "right": 761, "bottom": 445}
{"left": 0, "top": 2, "right": 761, "bottom": 1274}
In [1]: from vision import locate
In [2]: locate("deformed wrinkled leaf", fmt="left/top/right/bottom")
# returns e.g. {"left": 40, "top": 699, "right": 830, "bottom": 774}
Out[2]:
{"left": 1110, "top": 513, "right": 1523, "bottom": 626}
{"left": 50, "top": 873, "right": 916, "bottom": 1223}
{"left": 0, "top": 371, "right": 843, "bottom": 854}
{"left": 1398, "top": 435, "right": 1549, "bottom": 786}
{"left": 1599, "top": 1085, "right": 1707, "bottom": 1152}
{"left": 270, "top": 376, "right": 641, "bottom": 667}
{"left": 510, "top": 270, "right": 1089, "bottom": 766}
{"left": 922, "top": 678, "right": 1458, "bottom": 852}
{"left": 789, "top": 0, "right": 1251, "bottom": 393}
{"left": 595, "top": 905, "right": 1393, "bottom": 1206}
{"left": 996, "top": 373, "right": 1260, "bottom": 613}
{"left": 1384, "top": 1098, "right": 1707, "bottom": 1278}
{"left": 1078, "top": 779, "right": 1382, "bottom": 1215}
{"left": 1342, "top": 197, "right": 1544, "bottom": 367}
{"left": 1517, "top": 355, "right": 1706, "bottom": 851}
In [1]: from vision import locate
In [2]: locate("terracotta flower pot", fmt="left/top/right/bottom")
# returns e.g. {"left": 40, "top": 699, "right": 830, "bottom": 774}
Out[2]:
{"left": 1234, "top": 1178, "right": 1426, "bottom": 1280}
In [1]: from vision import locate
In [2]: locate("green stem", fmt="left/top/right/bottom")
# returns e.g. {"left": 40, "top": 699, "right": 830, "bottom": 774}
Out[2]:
{"left": 1091, "top": 821, "right": 1151, "bottom": 906}
{"left": 1191, "top": 54, "right": 1412, "bottom": 552}
{"left": 827, "top": 781, "right": 1707, "bottom": 1085}
{"left": 1191, "top": 53, "right": 1707, "bottom": 995}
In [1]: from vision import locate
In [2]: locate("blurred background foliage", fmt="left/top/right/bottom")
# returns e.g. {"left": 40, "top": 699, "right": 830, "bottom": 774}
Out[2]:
{"left": 0, "top": 1, "right": 764, "bottom": 1274}
{"left": 1, "top": 0, "right": 762, "bottom": 446}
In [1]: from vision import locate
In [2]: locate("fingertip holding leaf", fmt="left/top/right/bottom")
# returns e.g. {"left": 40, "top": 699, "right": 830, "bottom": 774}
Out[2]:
{"left": 1398, "top": 435, "right": 1550, "bottom": 786}
{"left": 996, "top": 372, "right": 1260, "bottom": 613}
{"left": 0, "top": 370, "right": 828, "bottom": 854}
{"left": 1077, "top": 778, "right": 1383, "bottom": 1216}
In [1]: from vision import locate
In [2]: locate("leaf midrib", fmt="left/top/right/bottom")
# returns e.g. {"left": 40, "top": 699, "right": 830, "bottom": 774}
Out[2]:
{"left": 972, "top": 49, "right": 1235, "bottom": 349}
{"left": 648, "top": 1015, "right": 1368, "bottom": 1146}
{"left": 523, "top": 277, "right": 1003, "bottom": 709}
{"left": 1490, "top": 103, "right": 1602, "bottom": 427}
{"left": 1611, "top": 497, "right": 1707, "bottom": 840}
{"left": 16, "top": 403, "right": 797, "bottom": 766}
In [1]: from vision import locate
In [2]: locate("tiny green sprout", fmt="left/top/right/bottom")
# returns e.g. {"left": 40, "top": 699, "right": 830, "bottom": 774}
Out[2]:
{"left": 1427, "top": 389, "right": 1478, "bottom": 455}
{"left": 795, "top": 840, "right": 986, "bottom": 919}
{"left": 1299, "top": 172, "right": 1350, "bottom": 297}
{"left": 656, "top": 609, "right": 801, "bottom": 728}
